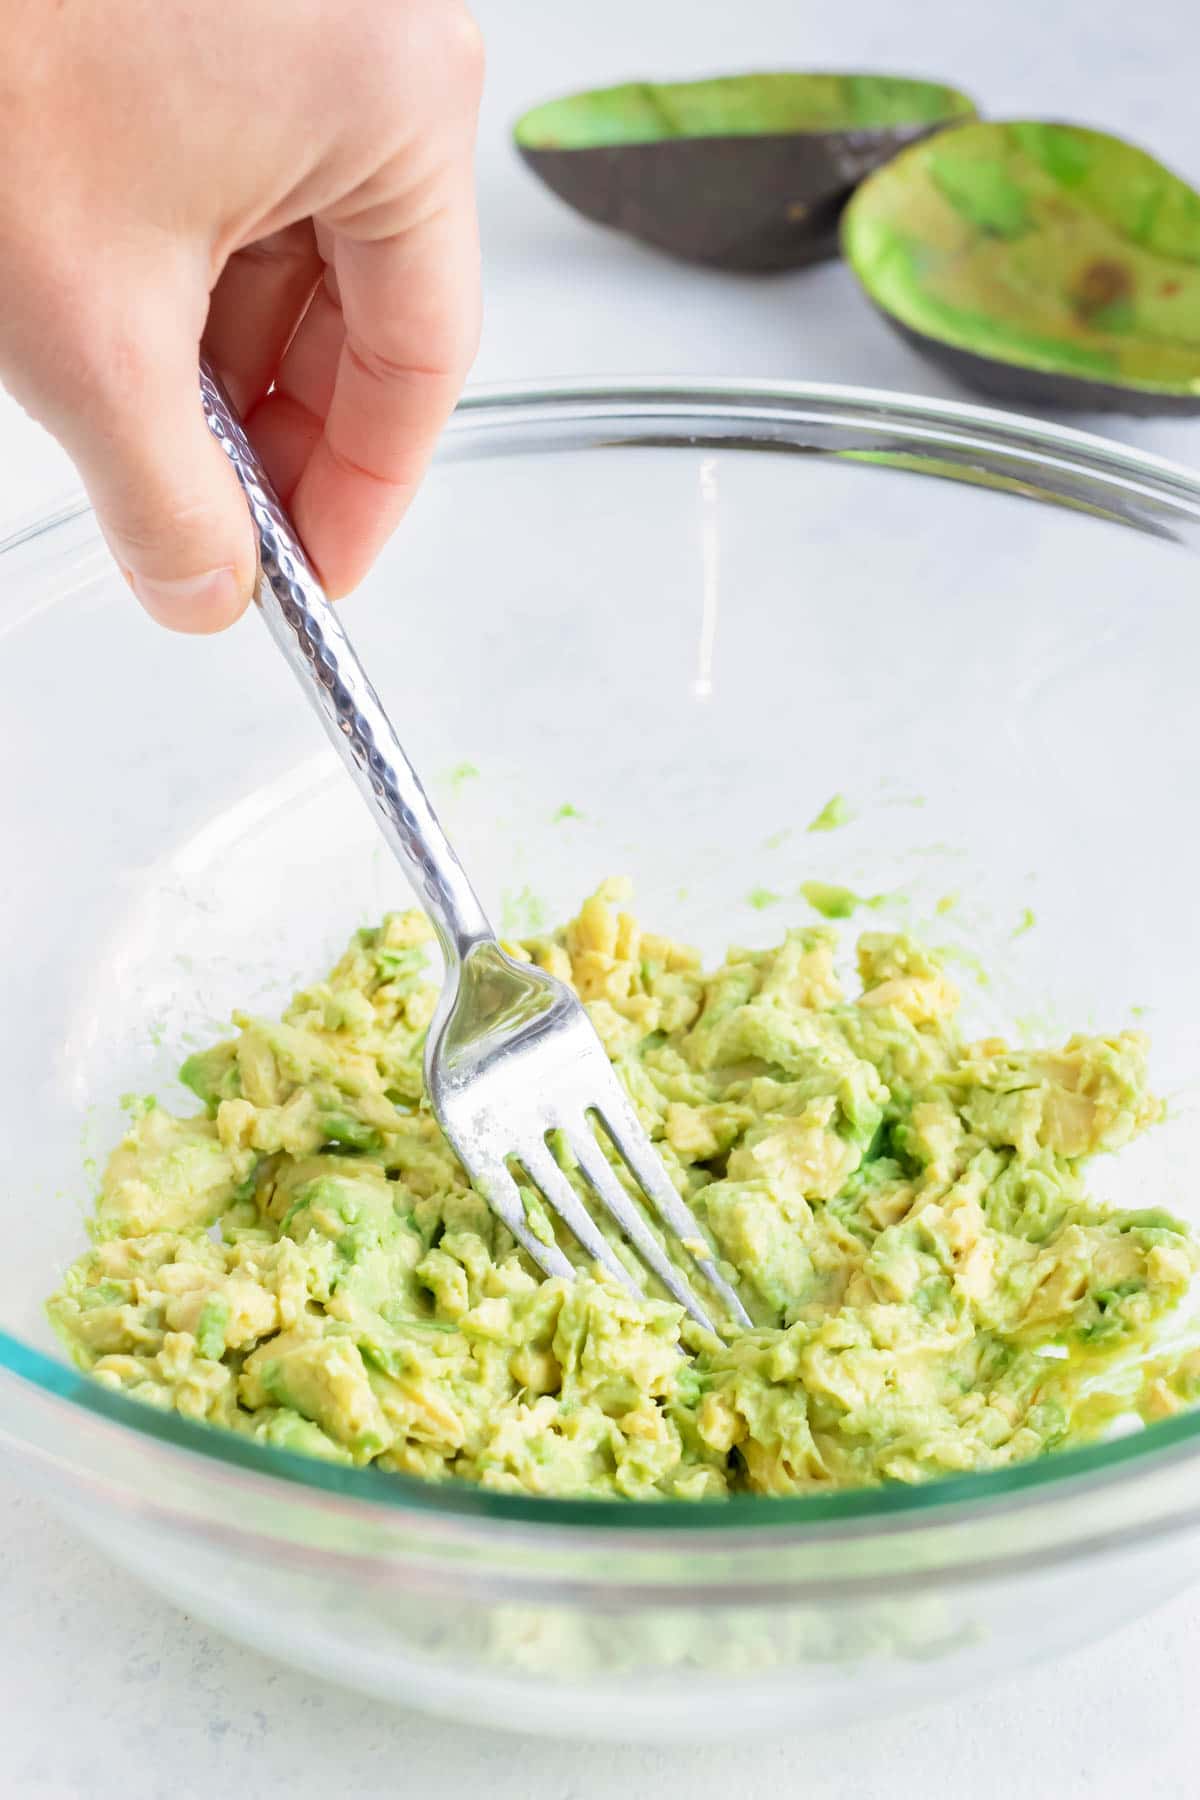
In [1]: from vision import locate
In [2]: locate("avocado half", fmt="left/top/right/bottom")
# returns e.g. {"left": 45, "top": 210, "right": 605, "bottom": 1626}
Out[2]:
{"left": 842, "top": 119, "right": 1200, "bottom": 413}
{"left": 514, "top": 73, "right": 976, "bottom": 272}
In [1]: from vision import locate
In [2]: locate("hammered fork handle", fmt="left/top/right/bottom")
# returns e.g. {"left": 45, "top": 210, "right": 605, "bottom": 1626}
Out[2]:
{"left": 198, "top": 359, "right": 492, "bottom": 970}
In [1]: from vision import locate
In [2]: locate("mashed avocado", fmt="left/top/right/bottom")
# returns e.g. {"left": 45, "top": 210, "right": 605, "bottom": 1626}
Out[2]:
{"left": 48, "top": 882, "right": 1198, "bottom": 1499}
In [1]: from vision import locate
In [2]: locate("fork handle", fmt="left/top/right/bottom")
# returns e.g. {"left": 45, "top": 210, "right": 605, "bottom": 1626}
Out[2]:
{"left": 199, "top": 359, "right": 493, "bottom": 968}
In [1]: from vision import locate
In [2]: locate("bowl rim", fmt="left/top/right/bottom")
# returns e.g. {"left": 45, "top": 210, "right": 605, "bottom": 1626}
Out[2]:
{"left": 8, "top": 372, "right": 1200, "bottom": 556}
{"left": 6, "top": 372, "right": 1200, "bottom": 1542}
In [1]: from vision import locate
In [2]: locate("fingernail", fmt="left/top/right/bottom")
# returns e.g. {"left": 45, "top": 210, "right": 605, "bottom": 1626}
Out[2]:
{"left": 129, "top": 566, "right": 240, "bottom": 632}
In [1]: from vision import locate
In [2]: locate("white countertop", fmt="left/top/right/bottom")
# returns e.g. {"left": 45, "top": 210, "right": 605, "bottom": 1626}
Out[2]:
{"left": 3, "top": 1, "right": 1199, "bottom": 1793}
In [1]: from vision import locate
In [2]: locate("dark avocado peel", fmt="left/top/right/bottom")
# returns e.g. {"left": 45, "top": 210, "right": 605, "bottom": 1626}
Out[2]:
{"left": 841, "top": 119, "right": 1200, "bottom": 413}
{"left": 514, "top": 72, "right": 976, "bottom": 272}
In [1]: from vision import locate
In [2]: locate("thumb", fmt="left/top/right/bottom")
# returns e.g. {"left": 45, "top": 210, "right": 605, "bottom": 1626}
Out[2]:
{"left": 25, "top": 307, "right": 258, "bottom": 633}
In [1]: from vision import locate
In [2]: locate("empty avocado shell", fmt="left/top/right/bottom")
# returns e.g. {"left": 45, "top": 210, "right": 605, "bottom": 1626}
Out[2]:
{"left": 842, "top": 120, "right": 1200, "bottom": 412}
{"left": 514, "top": 73, "right": 976, "bottom": 272}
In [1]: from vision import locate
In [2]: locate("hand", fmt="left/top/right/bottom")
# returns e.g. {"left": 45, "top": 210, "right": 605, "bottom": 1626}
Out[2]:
{"left": 0, "top": 0, "right": 483, "bottom": 630}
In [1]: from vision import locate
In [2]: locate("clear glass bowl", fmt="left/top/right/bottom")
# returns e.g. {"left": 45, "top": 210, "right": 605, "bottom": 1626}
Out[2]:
{"left": 4, "top": 380, "right": 1200, "bottom": 1740}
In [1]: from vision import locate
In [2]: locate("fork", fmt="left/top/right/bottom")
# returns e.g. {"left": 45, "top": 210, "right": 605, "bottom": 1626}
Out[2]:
{"left": 199, "top": 363, "right": 749, "bottom": 1338}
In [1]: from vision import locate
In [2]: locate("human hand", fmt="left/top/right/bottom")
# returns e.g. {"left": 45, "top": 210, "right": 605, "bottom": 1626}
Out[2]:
{"left": 0, "top": 0, "right": 483, "bottom": 630}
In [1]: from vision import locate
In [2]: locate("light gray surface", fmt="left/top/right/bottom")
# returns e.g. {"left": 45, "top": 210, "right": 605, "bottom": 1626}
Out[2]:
{"left": 3, "top": 0, "right": 1199, "bottom": 1793}
{"left": 4, "top": 1460, "right": 1199, "bottom": 1799}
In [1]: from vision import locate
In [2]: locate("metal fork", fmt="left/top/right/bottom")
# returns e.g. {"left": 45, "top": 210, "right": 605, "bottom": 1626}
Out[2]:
{"left": 199, "top": 364, "right": 749, "bottom": 1337}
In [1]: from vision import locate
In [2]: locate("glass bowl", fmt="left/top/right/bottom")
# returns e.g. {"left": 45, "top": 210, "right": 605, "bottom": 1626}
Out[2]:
{"left": 3, "top": 380, "right": 1200, "bottom": 1742}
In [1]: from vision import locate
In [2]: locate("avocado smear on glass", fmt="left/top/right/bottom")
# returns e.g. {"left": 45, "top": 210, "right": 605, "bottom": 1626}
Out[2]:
{"left": 48, "top": 881, "right": 1199, "bottom": 1499}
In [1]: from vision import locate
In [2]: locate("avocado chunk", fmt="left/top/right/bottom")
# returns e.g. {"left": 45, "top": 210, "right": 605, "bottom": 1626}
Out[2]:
{"left": 842, "top": 119, "right": 1200, "bottom": 411}
{"left": 515, "top": 72, "right": 975, "bottom": 271}
{"left": 46, "top": 884, "right": 1197, "bottom": 1500}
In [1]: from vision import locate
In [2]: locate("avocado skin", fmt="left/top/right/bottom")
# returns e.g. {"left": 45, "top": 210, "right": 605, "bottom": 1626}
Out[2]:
{"left": 881, "top": 310, "right": 1200, "bottom": 415}
{"left": 519, "top": 122, "right": 962, "bottom": 273}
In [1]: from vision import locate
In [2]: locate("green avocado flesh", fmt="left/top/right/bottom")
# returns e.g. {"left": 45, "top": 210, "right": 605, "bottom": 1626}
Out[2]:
{"left": 48, "top": 882, "right": 1200, "bottom": 1500}
{"left": 514, "top": 73, "right": 974, "bottom": 150}
{"left": 842, "top": 120, "right": 1200, "bottom": 400}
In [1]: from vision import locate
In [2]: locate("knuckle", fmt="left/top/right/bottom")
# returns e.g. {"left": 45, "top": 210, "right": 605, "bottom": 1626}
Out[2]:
{"left": 345, "top": 331, "right": 462, "bottom": 394}
{"left": 28, "top": 278, "right": 200, "bottom": 432}
{"left": 344, "top": 1, "right": 482, "bottom": 141}
{"left": 397, "top": 0, "right": 484, "bottom": 105}
{"left": 0, "top": 256, "right": 97, "bottom": 406}
{"left": 108, "top": 489, "right": 225, "bottom": 559}
{"left": 442, "top": 4, "right": 485, "bottom": 94}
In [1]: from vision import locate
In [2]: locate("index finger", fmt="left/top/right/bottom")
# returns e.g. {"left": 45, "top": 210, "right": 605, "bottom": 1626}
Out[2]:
{"left": 288, "top": 170, "right": 482, "bottom": 598}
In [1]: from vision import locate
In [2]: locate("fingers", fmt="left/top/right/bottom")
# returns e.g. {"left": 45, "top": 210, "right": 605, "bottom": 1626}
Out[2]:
{"left": 2, "top": 0, "right": 486, "bottom": 627}
{"left": 232, "top": 1, "right": 485, "bottom": 598}
{"left": 203, "top": 0, "right": 485, "bottom": 603}
{"left": 202, "top": 222, "right": 323, "bottom": 415}
{"left": 291, "top": 170, "right": 482, "bottom": 597}
{"left": 240, "top": 268, "right": 345, "bottom": 504}
{"left": 93, "top": 351, "right": 258, "bottom": 632}
{"left": 16, "top": 280, "right": 259, "bottom": 633}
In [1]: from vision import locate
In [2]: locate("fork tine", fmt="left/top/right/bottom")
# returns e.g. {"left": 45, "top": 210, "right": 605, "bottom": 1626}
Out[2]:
{"left": 568, "top": 1127, "right": 722, "bottom": 1333}
{"left": 596, "top": 1092, "right": 755, "bottom": 1331}
{"left": 518, "top": 1143, "right": 643, "bottom": 1298}
{"left": 470, "top": 1157, "right": 577, "bottom": 1283}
